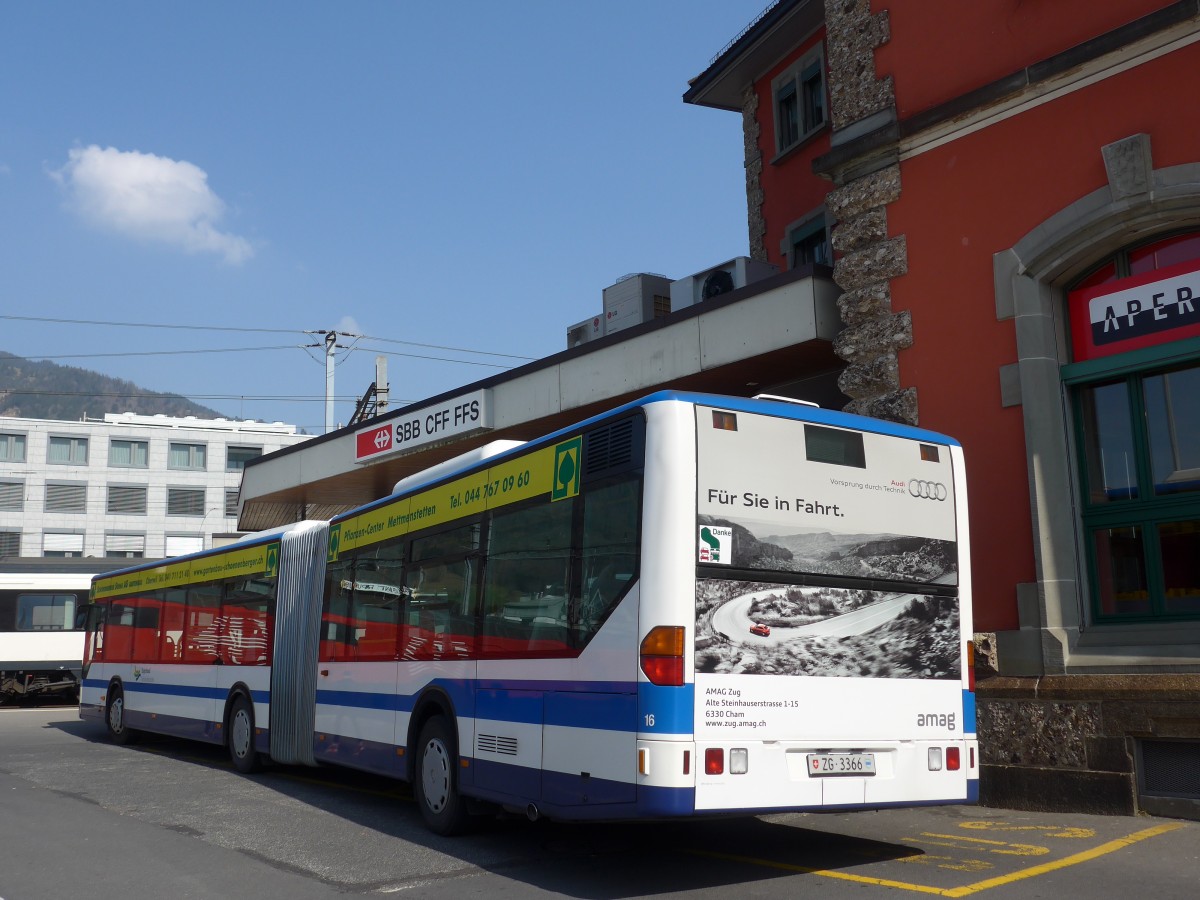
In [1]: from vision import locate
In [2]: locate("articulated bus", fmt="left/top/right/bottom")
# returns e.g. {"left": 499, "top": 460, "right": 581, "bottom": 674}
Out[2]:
{"left": 1, "top": 558, "right": 136, "bottom": 705}
{"left": 80, "top": 391, "right": 977, "bottom": 834}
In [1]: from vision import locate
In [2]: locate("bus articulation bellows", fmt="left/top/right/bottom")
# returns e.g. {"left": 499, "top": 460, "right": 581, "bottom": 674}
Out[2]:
{"left": 80, "top": 392, "right": 978, "bottom": 834}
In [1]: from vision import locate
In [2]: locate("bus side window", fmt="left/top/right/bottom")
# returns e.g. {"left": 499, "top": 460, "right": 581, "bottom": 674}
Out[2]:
{"left": 183, "top": 584, "right": 222, "bottom": 664}
{"left": 481, "top": 499, "right": 574, "bottom": 658}
{"left": 574, "top": 477, "right": 641, "bottom": 642}
{"left": 321, "top": 555, "right": 356, "bottom": 661}
{"left": 83, "top": 602, "right": 107, "bottom": 665}
{"left": 406, "top": 522, "right": 480, "bottom": 660}
{"left": 159, "top": 589, "right": 186, "bottom": 661}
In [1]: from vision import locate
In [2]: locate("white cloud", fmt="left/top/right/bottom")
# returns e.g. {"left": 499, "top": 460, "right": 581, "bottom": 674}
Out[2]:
{"left": 52, "top": 145, "right": 253, "bottom": 264}
{"left": 337, "top": 315, "right": 362, "bottom": 335}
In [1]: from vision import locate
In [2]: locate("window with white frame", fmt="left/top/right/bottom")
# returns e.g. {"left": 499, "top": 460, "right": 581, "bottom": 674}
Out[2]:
{"left": 165, "top": 534, "right": 204, "bottom": 556}
{"left": 169, "top": 442, "right": 207, "bottom": 470}
{"left": 0, "top": 480, "right": 23, "bottom": 512}
{"left": 43, "top": 532, "right": 84, "bottom": 557}
{"left": 225, "top": 445, "right": 262, "bottom": 471}
{"left": 0, "top": 530, "right": 19, "bottom": 557}
{"left": 105, "top": 533, "right": 146, "bottom": 558}
{"left": 0, "top": 432, "right": 26, "bottom": 463}
{"left": 45, "top": 482, "right": 87, "bottom": 513}
{"left": 107, "top": 484, "right": 148, "bottom": 515}
{"left": 109, "top": 439, "right": 149, "bottom": 468}
{"left": 772, "top": 45, "right": 827, "bottom": 156}
{"left": 48, "top": 435, "right": 89, "bottom": 465}
{"left": 167, "top": 487, "right": 205, "bottom": 517}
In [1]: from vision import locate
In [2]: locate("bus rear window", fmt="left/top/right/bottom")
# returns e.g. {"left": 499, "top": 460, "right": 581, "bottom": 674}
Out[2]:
{"left": 804, "top": 424, "right": 866, "bottom": 468}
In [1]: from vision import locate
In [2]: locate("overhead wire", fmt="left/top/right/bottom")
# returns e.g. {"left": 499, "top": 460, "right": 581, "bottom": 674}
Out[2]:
{"left": 0, "top": 314, "right": 538, "bottom": 361}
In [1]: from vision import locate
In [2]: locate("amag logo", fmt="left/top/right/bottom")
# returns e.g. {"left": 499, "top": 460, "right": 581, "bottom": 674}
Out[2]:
{"left": 552, "top": 437, "right": 582, "bottom": 501}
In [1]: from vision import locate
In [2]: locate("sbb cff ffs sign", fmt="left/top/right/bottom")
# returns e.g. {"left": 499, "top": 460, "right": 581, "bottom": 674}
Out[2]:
{"left": 354, "top": 390, "right": 492, "bottom": 463}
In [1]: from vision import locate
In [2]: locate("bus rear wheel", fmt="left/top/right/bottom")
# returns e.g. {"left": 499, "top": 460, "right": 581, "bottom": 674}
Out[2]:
{"left": 227, "top": 694, "right": 262, "bottom": 774}
{"left": 414, "top": 715, "right": 470, "bottom": 836}
{"left": 105, "top": 684, "right": 137, "bottom": 745}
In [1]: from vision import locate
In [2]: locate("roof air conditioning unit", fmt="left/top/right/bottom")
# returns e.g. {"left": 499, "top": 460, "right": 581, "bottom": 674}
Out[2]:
{"left": 567, "top": 316, "right": 605, "bottom": 349}
{"left": 669, "top": 257, "right": 779, "bottom": 310}
{"left": 602, "top": 273, "right": 673, "bottom": 336}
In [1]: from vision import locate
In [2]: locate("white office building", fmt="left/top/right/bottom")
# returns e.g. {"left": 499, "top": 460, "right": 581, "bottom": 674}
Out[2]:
{"left": 0, "top": 413, "right": 310, "bottom": 559}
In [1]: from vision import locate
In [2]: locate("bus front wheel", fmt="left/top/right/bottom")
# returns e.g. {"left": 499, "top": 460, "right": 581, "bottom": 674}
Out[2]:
{"left": 227, "top": 694, "right": 262, "bottom": 774}
{"left": 105, "top": 684, "right": 137, "bottom": 745}
{"left": 414, "top": 715, "right": 470, "bottom": 835}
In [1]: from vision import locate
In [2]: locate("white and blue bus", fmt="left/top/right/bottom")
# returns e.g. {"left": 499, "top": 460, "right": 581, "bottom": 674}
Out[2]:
{"left": 80, "top": 391, "right": 976, "bottom": 834}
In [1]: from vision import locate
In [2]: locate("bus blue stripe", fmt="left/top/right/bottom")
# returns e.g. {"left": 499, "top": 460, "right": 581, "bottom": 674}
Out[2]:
{"left": 124, "top": 681, "right": 226, "bottom": 701}
{"left": 962, "top": 689, "right": 977, "bottom": 735}
{"left": 638, "top": 683, "right": 694, "bottom": 733}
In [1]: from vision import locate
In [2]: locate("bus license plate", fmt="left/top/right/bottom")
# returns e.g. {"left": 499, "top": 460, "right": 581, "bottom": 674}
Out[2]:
{"left": 807, "top": 753, "right": 876, "bottom": 776}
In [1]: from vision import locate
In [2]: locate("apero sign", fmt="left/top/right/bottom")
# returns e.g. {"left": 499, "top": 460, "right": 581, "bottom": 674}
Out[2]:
{"left": 354, "top": 390, "right": 493, "bottom": 463}
{"left": 1070, "top": 257, "right": 1200, "bottom": 362}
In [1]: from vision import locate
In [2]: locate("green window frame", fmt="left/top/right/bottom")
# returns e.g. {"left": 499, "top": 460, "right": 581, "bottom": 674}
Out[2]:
{"left": 1065, "top": 231, "right": 1200, "bottom": 623}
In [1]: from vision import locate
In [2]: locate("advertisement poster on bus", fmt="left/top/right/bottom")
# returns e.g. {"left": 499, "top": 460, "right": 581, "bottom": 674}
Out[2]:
{"left": 692, "top": 407, "right": 962, "bottom": 706}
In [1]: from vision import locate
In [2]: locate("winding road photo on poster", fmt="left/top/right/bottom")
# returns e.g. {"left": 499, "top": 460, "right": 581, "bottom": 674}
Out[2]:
{"left": 695, "top": 577, "right": 961, "bottom": 679}
{"left": 694, "top": 515, "right": 961, "bottom": 680}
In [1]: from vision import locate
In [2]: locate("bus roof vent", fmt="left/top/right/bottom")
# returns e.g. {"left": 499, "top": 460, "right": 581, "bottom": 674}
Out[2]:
{"left": 583, "top": 416, "right": 643, "bottom": 479}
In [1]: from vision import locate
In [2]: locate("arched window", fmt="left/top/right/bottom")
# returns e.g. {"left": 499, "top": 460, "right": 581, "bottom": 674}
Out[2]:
{"left": 1064, "top": 231, "right": 1200, "bottom": 622}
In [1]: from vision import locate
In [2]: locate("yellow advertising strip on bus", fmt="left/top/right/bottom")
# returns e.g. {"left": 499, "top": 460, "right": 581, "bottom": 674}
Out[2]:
{"left": 91, "top": 541, "right": 280, "bottom": 601}
{"left": 331, "top": 442, "right": 564, "bottom": 559}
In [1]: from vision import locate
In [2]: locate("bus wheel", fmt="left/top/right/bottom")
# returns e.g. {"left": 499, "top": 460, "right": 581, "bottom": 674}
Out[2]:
{"left": 106, "top": 684, "right": 137, "bottom": 745}
{"left": 414, "top": 716, "right": 470, "bottom": 835}
{"left": 228, "top": 694, "right": 262, "bottom": 774}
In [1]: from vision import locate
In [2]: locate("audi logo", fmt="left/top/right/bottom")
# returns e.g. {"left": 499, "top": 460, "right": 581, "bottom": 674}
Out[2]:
{"left": 908, "top": 479, "right": 948, "bottom": 501}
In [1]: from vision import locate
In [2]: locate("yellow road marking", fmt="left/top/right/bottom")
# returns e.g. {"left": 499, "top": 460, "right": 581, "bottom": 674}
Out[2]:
{"left": 912, "top": 833, "right": 1049, "bottom": 856}
{"left": 958, "top": 822, "right": 1096, "bottom": 839}
{"left": 897, "top": 854, "right": 994, "bottom": 873}
{"left": 686, "top": 822, "right": 1186, "bottom": 897}
{"left": 943, "top": 823, "right": 1186, "bottom": 897}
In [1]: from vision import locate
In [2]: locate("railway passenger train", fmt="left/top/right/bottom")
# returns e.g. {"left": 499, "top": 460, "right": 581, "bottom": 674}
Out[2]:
{"left": 0, "top": 558, "right": 139, "bottom": 704}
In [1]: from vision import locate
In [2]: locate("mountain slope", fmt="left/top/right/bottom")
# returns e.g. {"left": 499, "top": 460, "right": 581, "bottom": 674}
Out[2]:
{"left": 0, "top": 351, "right": 226, "bottom": 421}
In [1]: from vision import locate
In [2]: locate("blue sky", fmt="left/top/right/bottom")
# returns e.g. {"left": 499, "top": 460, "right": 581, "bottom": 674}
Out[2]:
{"left": 0, "top": 2, "right": 767, "bottom": 433}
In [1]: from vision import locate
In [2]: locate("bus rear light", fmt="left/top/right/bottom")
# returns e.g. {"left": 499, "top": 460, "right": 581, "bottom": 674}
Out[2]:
{"left": 927, "top": 747, "right": 942, "bottom": 771}
{"left": 947, "top": 747, "right": 960, "bottom": 771}
{"left": 640, "top": 656, "right": 683, "bottom": 686}
{"left": 638, "top": 748, "right": 649, "bottom": 776}
{"left": 970, "top": 746, "right": 975, "bottom": 769}
{"left": 705, "top": 748, "right": 724, "bottom": 775}
{"left": 640, "top": 626, "right": 685, "bottom": 686}
{"left": 683, "top": 750, "right": 690, "bottom": 775}
{"left": 729, "top": 748, "right": 748, "bottom": 774}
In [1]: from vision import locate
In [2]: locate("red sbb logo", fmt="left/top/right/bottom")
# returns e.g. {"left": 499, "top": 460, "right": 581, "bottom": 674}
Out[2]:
{"left": 356, "top": 425, "right": 392, "bottom": 459}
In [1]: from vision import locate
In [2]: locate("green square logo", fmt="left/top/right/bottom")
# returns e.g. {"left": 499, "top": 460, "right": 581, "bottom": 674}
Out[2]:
{"left": 265, "top": 542, "right": 281, "bottom": 578}
{"left": 326, "top": 524, "right": 342, "bottom": 562}
{"left": 552, "top": 437, "right": 582, "bottom": 501}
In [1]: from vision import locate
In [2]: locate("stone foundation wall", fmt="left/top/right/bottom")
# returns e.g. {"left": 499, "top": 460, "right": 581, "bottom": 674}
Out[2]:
{"left": 976, "top": 675, "right": 1200, "bottom": 818}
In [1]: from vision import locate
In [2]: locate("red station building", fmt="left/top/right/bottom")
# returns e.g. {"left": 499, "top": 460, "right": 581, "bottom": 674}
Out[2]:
{"left": 683, "top": 0, "right": 1200, "bottom": 817}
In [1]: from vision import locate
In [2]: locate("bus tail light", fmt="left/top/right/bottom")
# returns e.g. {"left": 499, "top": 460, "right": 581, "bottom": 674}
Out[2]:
{"left": 640, "top": 626, "right": 685, "bottom": 686}
{"left": 947, "top": 747, "right": 961, "bottom": 771}
{"left": 705, "top": 748, "right": 724, "bottom": 775}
